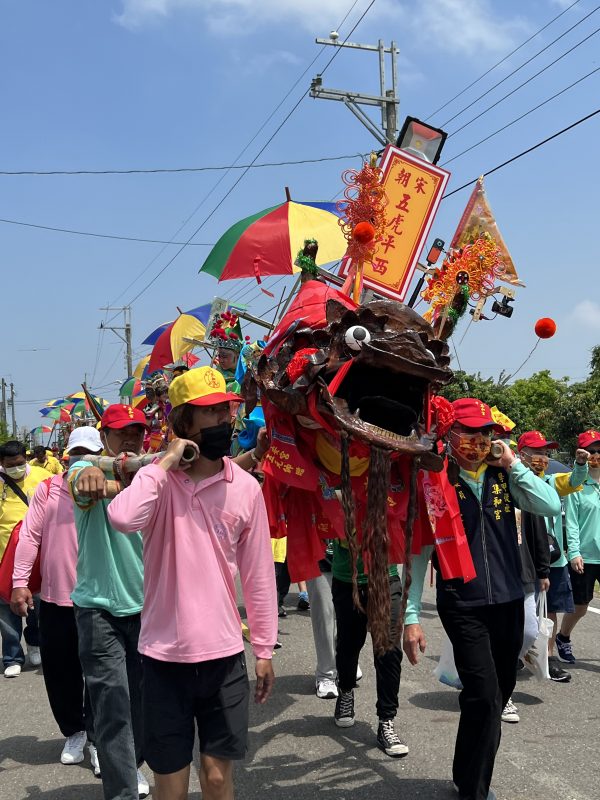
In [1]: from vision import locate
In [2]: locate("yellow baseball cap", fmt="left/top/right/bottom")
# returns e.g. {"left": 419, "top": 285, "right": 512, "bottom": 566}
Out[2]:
{"left": 169, "top": 366, "right": 241, "bottom": 408}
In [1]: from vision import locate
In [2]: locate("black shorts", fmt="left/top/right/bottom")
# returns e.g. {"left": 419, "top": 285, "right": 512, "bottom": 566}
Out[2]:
{"left": 142, "top": 651, "right": 250, "bottom": 774}
{"left": 568, "top": 562, "right": 600, "bottom": 606}
{"left": 547, "top": 565, "right": 575, "bottom": 614}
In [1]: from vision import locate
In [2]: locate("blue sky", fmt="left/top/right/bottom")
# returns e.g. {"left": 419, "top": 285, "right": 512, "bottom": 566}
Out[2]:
{"left": 1, "top": 0, "right": 599, "bottom": 432}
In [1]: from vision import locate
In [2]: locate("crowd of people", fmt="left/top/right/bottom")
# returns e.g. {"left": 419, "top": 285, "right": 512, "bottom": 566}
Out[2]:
{"left": 1, "top": 336, "right": 599, "bottom": 800}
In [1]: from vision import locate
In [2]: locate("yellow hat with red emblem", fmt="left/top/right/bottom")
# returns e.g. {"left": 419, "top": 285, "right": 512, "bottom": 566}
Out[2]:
{"left": 169, "top": 366, "right": 241, "bottom": 409}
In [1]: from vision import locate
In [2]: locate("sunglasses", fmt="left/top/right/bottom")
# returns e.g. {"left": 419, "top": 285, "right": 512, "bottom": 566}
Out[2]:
{"left": 587, "top": 449, "right": 600, "bottom": 455}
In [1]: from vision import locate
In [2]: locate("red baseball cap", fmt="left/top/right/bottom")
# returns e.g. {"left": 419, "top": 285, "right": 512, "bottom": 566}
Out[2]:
{"left": 517, "top": 431, "right": 558, "bottom": 452}
{"left": 578, "top": 429, "right": 600, "bottom": 449}
{"left": 101, "top": 404, "right": 148, "bottom": 430}
{"left": 451, "top": 398, "right": 505, "bottom": 433}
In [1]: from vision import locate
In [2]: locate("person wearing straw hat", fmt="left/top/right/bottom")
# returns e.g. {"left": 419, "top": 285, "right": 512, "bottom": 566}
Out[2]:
{"left": 11, "top": 426, "right": 102, "bottom": 770}
{"left": 107, "top": 366, "right": 277, "bottom": 800}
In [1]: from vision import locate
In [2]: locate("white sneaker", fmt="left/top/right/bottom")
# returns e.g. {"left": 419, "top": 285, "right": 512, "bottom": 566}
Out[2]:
{"left": 4, "top": 664, "right": 21, "bottom": 678}
{"left": 316, "top": 678, "right": 339, "bottom": 699}
{"left": 88, "top": 743, "right": 101, "bottom": 777}
{"left": 28, "top": 646, "right": 42, "bottom": 667}
{"left": 137, "top": 768, "right": 150, "bottom": 798}
{"left": 60, "top": 731, "right": 87, "bottom": 764}
{"left": 356, "top": 664, "right": 363, "bottom": 681}
{"left": 501, "top": 698, "right": 520, "bottom": 724}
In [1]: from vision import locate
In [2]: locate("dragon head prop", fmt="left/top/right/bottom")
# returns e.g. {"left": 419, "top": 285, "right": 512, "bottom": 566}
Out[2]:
{"left": 250, "top": 281, "right": 460, "bottom": 654}
{"left": 254, "top": 281, "right": 453, "bottom": 470}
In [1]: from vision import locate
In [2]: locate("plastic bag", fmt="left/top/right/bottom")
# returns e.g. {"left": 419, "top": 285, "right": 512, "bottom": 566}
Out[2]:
{"left": 434, "top": 631, "right": 463, "bottom": 690}
{"left": 523, "top": 591, "right": 554, "bottom": 681}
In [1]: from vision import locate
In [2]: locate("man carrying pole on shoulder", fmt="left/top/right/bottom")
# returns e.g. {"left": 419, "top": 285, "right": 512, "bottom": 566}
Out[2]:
{"left": 403, "top": 398, "right": 561, "bottom": 800}
{"left": 517, "top": 430, "right": 589, "bottom": 682}
{"left": 69, "top": 404, "right": 150, "bottom": 800}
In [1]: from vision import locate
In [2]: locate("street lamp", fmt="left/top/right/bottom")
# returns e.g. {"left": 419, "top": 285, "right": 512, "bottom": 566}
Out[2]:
{"left": 396, "top": 116, "right": 448, "bottom": 164}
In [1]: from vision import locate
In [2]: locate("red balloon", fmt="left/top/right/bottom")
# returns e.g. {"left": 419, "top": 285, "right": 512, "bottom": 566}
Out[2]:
{"left": 352, "top": 221, "right": 376, "bottom": 243}
{"left": 534, "top": 317, "right": 557, "bottom": 339}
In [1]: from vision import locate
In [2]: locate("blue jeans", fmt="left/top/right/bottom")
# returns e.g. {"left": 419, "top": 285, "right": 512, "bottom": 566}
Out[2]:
{"left": 0, "top": 595, "right": 41, "bottom": 667}
{"left": 75, "top": 605, "right": 142, "bottom": 800}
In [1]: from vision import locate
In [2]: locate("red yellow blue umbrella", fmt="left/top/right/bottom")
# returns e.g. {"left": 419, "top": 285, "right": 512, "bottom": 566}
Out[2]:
{"left": 199, "top": 200, "right": 347, "bottom": 283}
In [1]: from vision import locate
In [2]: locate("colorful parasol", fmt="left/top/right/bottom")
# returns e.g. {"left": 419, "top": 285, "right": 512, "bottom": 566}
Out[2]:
{"left": 30, "top": 425, "right": 53, "bottom": 435}
{"left": 119, "top": 377, "right": 144, "bottom": 398}
{"left": 199, "top": 200, "right": 347, "bottom": 283}
{"left": 165, "top": 352, "right": 200, "bottom": 370}
{"left": 40, "top": 407, "right": 72, "bottom": 422}
{"left": 147, "top": 305, "right": 212, "bottom": 374}
{"left": 133, "top": 355, "right": 151, "bottom": 381}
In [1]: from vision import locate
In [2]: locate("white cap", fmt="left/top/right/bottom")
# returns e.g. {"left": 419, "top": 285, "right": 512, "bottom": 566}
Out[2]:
{"left": 65, "top": 426, "right": 103, "bottom": 454}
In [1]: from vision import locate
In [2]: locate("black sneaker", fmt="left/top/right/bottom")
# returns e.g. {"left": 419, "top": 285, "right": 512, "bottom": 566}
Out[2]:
{"left": 278, "top": 605, "right": 287, "bottom": 618}
{"left": 334, "top": 690, "right": 355, "bottom": 728}
{"left": 548, "top": 656, "right": 571, "bottom": 682}
{"left": 377, "top": 719, "right": 409, "bottom": 757}
{"left": 556, "top": 633, "right": 576, "bottom": 664}
{"left": 297, "top": 592, "right": 310, "bottom": 611}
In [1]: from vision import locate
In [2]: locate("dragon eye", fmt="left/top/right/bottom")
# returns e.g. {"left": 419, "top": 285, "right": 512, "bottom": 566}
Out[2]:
{"left": 345, "top": 325, "right": 371, "bottom": 351}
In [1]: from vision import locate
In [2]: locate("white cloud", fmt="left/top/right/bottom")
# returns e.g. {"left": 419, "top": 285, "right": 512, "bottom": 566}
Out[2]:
{"left": 230, "top": 49, "right": 303, "bottom": 75}
{"left": 114, "top": 0, "right": 364, "bottom": 32}
{"left": 404, "top": 0, "right": 529, "bottom": 55}
{"left": 114, "top": 0, "right": 528, "bottom": 55}
{"left": 570, "top": 301, "right": 600, "bottom": 331}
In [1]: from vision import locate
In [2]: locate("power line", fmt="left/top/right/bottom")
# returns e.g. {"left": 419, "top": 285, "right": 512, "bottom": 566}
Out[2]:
{"left": 0, "top": 153, "right": 370, "bottom": 247}
{"left": 0, "top": 152, "right": 367, "bottom": 177}
{"left": 439, "top": 3, "right": 598, "bottom": 128}
{"left": 447, "top": 23, "right": 600, "bottom": 139}
{"left": 106, "top": 0, "right": 367, "bottom": 314}
{"left": 0, "top": 217, "right": 213, "bottom": 245}
{"left": 443, "top": 106, "right": 600, "bottom": 199}
{"left": 425, "top": 0, "right": 584, "bottom": 120}
{"left": 124, "top": 0, "right": 378, "bottom": 311}
{"left": 442, "top": 66, "right": 600, "bottom": 166}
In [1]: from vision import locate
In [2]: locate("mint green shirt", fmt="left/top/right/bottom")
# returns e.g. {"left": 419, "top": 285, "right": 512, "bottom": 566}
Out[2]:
{"left": 543, "top": 463, "right": 588, "bottom": 568}
{"left": 565, "top": 478, "right": 600, "bottom": 564}
{"left": 69, "top": 461, "right": 143, "bottom": 616}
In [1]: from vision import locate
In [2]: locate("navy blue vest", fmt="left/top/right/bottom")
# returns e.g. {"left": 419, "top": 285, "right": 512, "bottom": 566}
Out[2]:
{"left": 437, "top": 465, "right": 525, "bottom": 608}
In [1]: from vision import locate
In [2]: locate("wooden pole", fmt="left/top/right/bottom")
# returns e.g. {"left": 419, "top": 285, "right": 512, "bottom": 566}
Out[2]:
{"left": 353, "top": 260, "right": 364, "bottom": 304}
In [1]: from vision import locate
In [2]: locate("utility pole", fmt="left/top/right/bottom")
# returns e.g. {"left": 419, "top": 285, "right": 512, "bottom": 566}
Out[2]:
{"left": 99, "top": 306, "right": 133, "bottom": 378}
{"left": 310, "top": 34, "right": 399, "bottom": 145}
{"left": 0, "top": 378, "right": 6, "bottom": 429}
{"left": 9, "top": 383, "right": 17, "bottom": 437}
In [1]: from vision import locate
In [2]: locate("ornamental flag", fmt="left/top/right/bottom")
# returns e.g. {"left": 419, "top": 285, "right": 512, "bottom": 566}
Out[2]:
{"left": 450, "top": 177, "right": 524, "bottom": 287}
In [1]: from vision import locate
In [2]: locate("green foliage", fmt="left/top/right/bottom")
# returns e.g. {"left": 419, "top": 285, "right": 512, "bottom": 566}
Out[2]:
{"left": 440, "top": 345, "right": 600, "bottom": 455}
{"left": 0, "top": 421, "right": 14, "bottom": 446}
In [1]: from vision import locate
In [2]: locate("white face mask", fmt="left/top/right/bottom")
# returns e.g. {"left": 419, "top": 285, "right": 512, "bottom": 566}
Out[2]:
{"left": 5, "top": 465, "right": 27, "bottom": 481}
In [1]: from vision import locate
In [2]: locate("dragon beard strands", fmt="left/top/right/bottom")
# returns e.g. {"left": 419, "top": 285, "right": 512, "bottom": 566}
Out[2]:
{"left": 364, "top": 444, "right": 392, "bottom": 656}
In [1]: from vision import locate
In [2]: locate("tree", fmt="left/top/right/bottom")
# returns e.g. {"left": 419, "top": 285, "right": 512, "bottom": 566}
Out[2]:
{"left": 0, "top": 420, "right": 14, "bottom": 446}
{"left": 440, "top": 347, "right": 600, "bottom": 455}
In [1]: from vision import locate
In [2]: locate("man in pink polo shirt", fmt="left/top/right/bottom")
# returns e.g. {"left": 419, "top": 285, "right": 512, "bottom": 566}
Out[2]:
{"left": 107, "top": 366, "right": 277, "bottom": 800}
{"left": 11, "top": 426, "right": 103, "bottom": 769}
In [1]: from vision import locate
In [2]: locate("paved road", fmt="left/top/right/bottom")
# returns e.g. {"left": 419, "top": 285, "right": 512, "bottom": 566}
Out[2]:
{"left": 1, "top": 584, "right": 599, "bottom": 800}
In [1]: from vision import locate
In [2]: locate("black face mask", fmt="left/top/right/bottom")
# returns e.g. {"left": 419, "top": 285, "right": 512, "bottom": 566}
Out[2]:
{"left": 190, "top": 423, "right": 232, "bottom": 461}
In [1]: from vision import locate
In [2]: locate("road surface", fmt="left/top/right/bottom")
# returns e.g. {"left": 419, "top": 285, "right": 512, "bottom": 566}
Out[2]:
{"left": 1, "top": 583, "right": 598, "bottom": 799}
